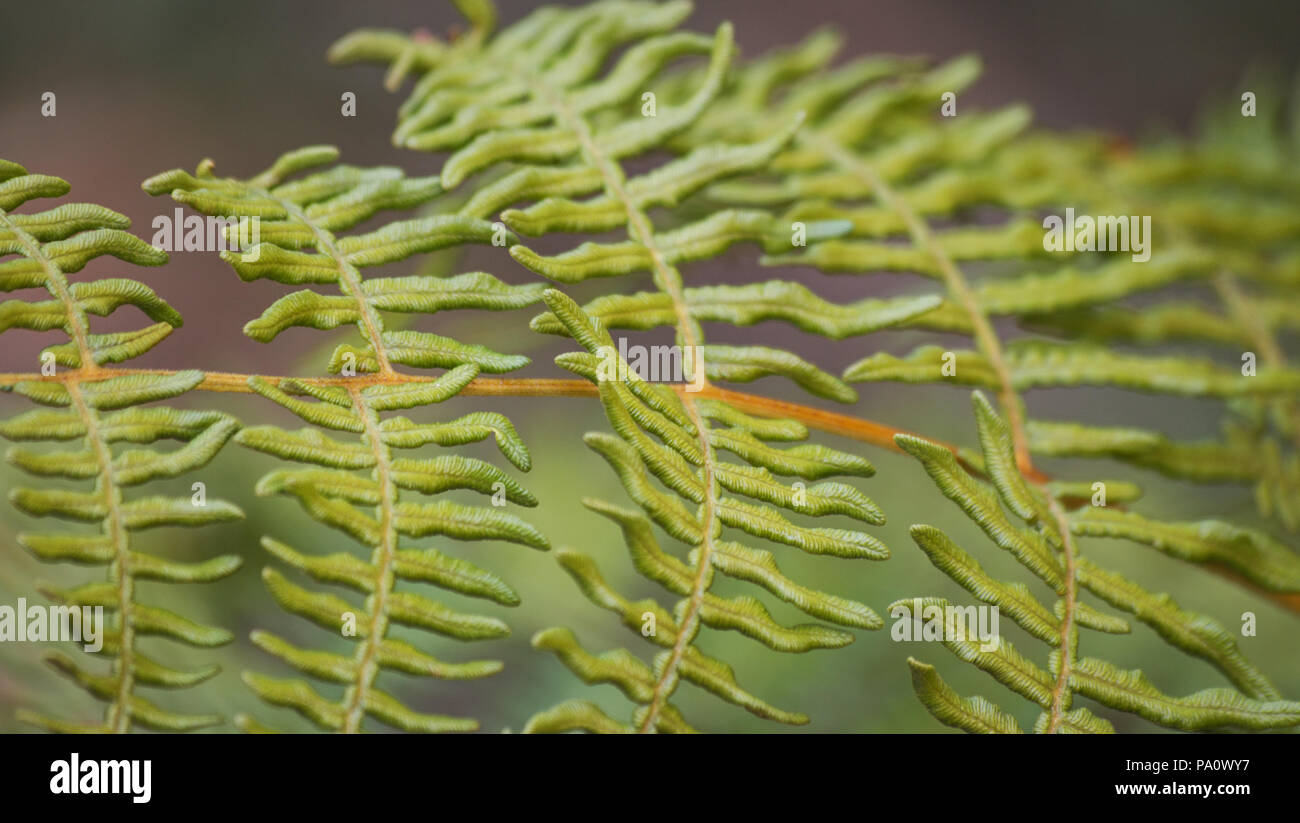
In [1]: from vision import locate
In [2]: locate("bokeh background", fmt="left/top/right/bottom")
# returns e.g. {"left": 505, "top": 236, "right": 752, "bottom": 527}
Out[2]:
{"left": 1, "top": 0, "right": 1299, "bottom": 733}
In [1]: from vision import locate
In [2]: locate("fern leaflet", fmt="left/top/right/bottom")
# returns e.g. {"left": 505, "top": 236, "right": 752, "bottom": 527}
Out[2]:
{"left": 0, "top": 159, "right": 243, "bottom": 733}
{"left": 897, "top": 394, "right": 1300, "bottom": 732}
{"left": 332, "top": 0, "right": 928, "bottom": 731}
{"left": 144, "top": 146, "right": 548, "bottom": 732}
{"left": 664, "top": 31, "right": 1300, "bottom": 729}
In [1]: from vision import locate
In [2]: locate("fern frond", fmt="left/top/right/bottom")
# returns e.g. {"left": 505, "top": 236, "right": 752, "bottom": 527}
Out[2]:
{"left": 330, "top": 0, "right": 916, "bottom": 732}
{"left": 521, "top": 290, "right": 886, "bottom": 732}
{"left": 1025, "top": 81, "right": 1300, "bottom": 534}
{"left": 665, "top": 30, "right": 1300, "bottom": 538}
{"left": 895, "top": 394, "right": 1300, "bottom": 732}
{"left": 1118, "top": 95, "right": 1300, "bottom": 533}
{"left": 645, "top": 31, "right": 1300, "bottom": 728}
{"left": 334, "top": 4, "right": 936, "bottom": 393}
{"left": 0, "top": 160, "right": 242, "bottom": 733}
{"left": 705, "top": 43, "right": 1300, "bottom": 728}
{"left": 670, "top": 28, "right": 1300, "bottom": 566}
{"left": 145, "top": 146, "right": 547, "bottom": 732}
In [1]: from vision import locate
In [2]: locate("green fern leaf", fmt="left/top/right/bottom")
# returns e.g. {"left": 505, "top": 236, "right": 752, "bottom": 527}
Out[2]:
{"left": 896, "top": 395, "right": 1300, "bottom": 733}
{"left": 0, "top": 159, "right": 242, "bottom": 733}
{"left": 146, "top": 146, "right": 546, "bottom": 732}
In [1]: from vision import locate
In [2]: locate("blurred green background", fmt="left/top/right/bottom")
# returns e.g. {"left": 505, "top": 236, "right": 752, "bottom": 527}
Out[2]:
{"left": 1, "top": 0, "right": 1299, "bottom": 733}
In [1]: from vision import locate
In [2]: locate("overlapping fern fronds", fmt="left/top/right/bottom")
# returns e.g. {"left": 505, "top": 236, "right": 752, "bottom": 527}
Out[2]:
{"left": 0, "top": 159, "right": 243, "bottom": 732}
{"left": 332, "top": 0, "right": 932, "bottom": 731}
{"left": 674, "top": 34, "right": 1300, "bottom": 541}
{"left": 0, "top": 0, "right": 1294, "bottom": 737}
{"left": 897, "top": 394, "right": 1300, "bottom": 733}
{"left": 526, "top": 291, "right": 887, "bottom": 732}
{"left": 144, "top": 146, "right": 549, "bottom": 732}
{"left": 662, "top": 36, "right": 1300, "bottom": 729}
{"left": 1027, "top": 78, "right": 1300, "bottom": 533}
{"left": 666, "top": 28, "right": 1300, "bottom": 599}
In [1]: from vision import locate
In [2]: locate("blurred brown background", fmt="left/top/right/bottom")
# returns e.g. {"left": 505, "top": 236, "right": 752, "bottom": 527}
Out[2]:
{"left": 1, "top": 1, "right": 1298, "bottom": 734}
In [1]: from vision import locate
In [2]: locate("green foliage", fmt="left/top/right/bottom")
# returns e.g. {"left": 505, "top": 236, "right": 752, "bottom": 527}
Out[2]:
{"left": 0, "top": 160, "right": 243, "bottom": 733}
{"left": 896, "top": 394, "right": 1300, "bottom": 733}
{"left": 648, "top": 22, "right": 1300, "bottom": 731}
{"left": 1086, "top": 84, "right": 1300, "bottom": 534}
{"left": 145, "top": 146, "right": 547, "bottom": 732}
{"left": 3, "top": 0, "right": 1298, "bottom": 736}
{"left": 328, "top": 0, "right": 1300, "bottom": 733}
{"left": 520, "top": 292, "right": 887, "bottom": 731}
{"left": 332, "top": 0, "right": 918, "bottom": 731}
{"left": 667, "top": 27, "right": 1300, "bottom": 537}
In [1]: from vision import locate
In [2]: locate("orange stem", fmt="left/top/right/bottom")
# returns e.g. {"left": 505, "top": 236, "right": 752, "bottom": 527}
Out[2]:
{"left": 3, "top": 366, "right": 1296, "bottom": 615}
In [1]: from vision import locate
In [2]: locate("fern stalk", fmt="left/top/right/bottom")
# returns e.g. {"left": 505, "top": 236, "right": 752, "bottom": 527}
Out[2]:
{"left": 145, "top": 146, "right": 552, "bottom": 732}
{"left": 1, "top": 161, "right": 242, "bottom": 732}
{"left": 2, "top": 217, "right": 140, "bottom": 732}
{"left": 69, "top": 383, "right": 135, "bottom": 731}
{"left": 799, "top": 130, "right": 1034, "bottom": 468}
{"left": 852, "top": 146, "right": 1086, "bottom": 722}
{"left": 0, "top": 213, "right": 142, "bottom": 733}
{"left": 637, "top": 391, "right": 716, "bottom": 732}
{"left": 1041, "top": 495, "right": 1079, "bottom": 734}
{"left": 1, "top": 370, "right": 924, "bottom": 447}
{"left": 339, "top": 385, "right": 397, "bottom": 733}
{"left": 507, "top": 22, "right": 732, "bottom": 731}
{"left": 799, "top": 113, "right": 1089, "bottom": 730}
{"left": 243, "top": 158, "right": 407, "bottom": 733}
{"left": 862, "top": 154, "right": 1085, "bottom": 733}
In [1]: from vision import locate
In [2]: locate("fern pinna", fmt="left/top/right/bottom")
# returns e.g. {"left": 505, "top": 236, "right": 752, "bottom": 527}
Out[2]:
{"left": 896, "top": 394, "right": 1300, "bottom": 732}
{"left": 1, "top": 0, "right": 1292, "bottom": 736}
{"left": 332, "top": 1, "right": 947, "bottom": 732}
{"left": 668, "top": 33, "right": 1300, "bottom": 730}
{"left": 143, "top": 147, "right": 549, "bottom": 733}
{"left": 0, "top": 160, "right": 243, "bottom": 732}
{"left": 1026, "top": 82, "right": 1300, "bottom": 534}
{"left": 677, "top": 30, "right": 1300, "bottom": 488}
